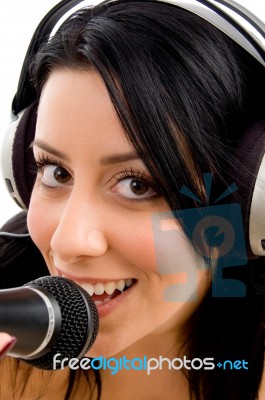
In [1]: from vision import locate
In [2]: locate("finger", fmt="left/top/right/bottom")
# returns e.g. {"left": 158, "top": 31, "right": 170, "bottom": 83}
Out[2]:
{"left": 0, "top": 333, "right": 17, "bottom": 357}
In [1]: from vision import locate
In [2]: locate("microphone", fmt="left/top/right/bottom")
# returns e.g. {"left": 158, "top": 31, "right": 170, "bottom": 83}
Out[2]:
{"left": 0, "top": 276, "right": 99, "bottom": 370}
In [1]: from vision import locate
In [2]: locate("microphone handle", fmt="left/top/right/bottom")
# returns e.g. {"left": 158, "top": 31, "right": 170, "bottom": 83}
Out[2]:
{"left": 0, "top": 287, "right": 61, "bottom": 358}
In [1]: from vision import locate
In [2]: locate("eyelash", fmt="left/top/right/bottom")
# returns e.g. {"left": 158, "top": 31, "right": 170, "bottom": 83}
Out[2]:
{"left": 114, "top": 167, "right": 159, "bottom": 203}
{"left": 35, "top": 154, "right": 65, "bottom": 171}
{"left": 34, "top": 154, "right": 70, "bottom": 190}
{"left": 115, "top": 167, "right": 152, "bottom": 186}
{"left": 34, "top": 154, "right": 160, "bottom": 202}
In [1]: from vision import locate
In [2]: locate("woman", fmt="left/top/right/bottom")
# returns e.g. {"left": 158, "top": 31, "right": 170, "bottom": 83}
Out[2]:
{"left": 0, "top": 1, "right": 265, "bottom": 399}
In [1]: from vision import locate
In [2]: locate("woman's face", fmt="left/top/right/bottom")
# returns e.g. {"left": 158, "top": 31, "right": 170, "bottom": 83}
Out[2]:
{"left": 27, "top": 69, "right": 208, "bottom": 358}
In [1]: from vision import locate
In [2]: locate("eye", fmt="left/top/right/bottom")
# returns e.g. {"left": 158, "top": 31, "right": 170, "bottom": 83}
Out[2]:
{"left": 41, "top": 165, "right": 72, "bottom": 187}
{"left": 35, "top": 156, "right": 73, "bottom": 188}
{"left": 113, "top": 170, "right": 158, "bottom": 201}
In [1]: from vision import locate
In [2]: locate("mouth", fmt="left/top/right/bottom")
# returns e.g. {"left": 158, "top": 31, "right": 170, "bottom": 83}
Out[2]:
{"left": 79, "top": 279, "right": 135, "bottom": 306}
{"left": 58, "top": 272, "right": 136, "bottom": 314}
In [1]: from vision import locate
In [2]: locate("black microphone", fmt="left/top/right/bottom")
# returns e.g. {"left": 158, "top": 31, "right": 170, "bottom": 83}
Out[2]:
{"left": 0, "top": 276, "right": 99, "bottom": 370}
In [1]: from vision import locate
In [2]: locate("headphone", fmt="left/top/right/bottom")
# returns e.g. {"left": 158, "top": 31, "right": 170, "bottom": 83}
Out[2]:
{"left": 1, "top": 0, "right": 265, "bottom": 256}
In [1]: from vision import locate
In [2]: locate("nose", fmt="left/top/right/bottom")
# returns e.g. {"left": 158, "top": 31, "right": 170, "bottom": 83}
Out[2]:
{"left": 50, "top": 190, "right": 108, "bottom": 263}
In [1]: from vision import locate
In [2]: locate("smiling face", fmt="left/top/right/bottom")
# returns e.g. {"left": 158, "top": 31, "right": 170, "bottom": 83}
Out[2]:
{"left": 27, "top": 69, "right": 209, "bottom": 358}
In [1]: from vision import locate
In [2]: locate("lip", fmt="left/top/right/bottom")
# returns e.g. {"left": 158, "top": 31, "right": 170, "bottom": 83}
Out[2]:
{"left": 94, "top": 282, "right": 136, "bottom": 317}
{"left": 55, "top": 268, "right": 133, "bottom": 284}
{"left": 55, "top": 268, "right": 137, "bottom": 318}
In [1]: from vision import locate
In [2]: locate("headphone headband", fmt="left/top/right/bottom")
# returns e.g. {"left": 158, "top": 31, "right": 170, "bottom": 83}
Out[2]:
{"left": 12, "top": 0, "right": 82, "bottom": 115}
{"left": 12, "top": 0, "right": 265, "bottom": 116}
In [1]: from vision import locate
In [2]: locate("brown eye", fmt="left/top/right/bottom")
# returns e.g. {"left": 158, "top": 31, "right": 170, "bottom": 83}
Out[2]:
{"left": 53, "top": 167, "right": 71, "bottom": 184}
{"left": 41, "top": 165, "right": 72, "bottom": 187}
{"left": 130, "top": 179, "right": 150, "bottom": 196}
{"left": 114, "top": 177, "right": 156, "bottom": 200}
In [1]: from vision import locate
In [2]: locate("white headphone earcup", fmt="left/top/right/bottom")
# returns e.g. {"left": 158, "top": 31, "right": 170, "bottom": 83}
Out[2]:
{"left": 249, "top": 152, "right": 265, "bottom": 256}
{"left": 1, "top": 110, "right": 27, "bottom": 209}
{"left": 1, "top": 101, "right": 38, "bottom": 210}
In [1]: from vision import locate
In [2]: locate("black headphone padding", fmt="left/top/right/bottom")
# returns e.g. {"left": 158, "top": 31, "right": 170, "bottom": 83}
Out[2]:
{"left": 232, "top": 120, "right": 265, "bottom": 256}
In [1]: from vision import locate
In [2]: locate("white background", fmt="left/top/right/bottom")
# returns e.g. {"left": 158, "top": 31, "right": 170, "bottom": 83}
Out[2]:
{"left": 0, "top": 0, "right": 264, "bottom": 227}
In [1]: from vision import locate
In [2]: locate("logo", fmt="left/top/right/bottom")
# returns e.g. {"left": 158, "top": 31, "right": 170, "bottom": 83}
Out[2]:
{"left": 52, "top": 354, "right": 248, "bottom": 373}
{"left": 152, "top": 173, "right": 247, "bottom": 300}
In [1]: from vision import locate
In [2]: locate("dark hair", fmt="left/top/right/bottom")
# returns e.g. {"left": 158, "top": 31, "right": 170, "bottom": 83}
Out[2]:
{"left": 0, "top": 212, "right": 49, "bottom": 288}
{"left": 2, "top": 1, "right": 265, "bottom": 399}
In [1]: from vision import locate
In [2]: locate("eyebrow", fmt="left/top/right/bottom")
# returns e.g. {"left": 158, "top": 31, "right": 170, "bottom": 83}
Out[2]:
{"left": 100, "top": 152, "right": 140, "bottom": 165}
{"left": 31, "top": 140, "right": 70, "bottom": 162}
{"left": 31, "top": 139, "right": 140, "bottom": 165}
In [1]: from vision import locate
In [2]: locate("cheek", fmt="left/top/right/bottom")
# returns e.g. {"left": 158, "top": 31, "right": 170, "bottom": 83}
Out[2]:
{"left": 113, "top": 214, "right": 201, "bottom": 284}
{"left": 112, "top": 216, "right": 157, "bottom": 272}
{"left": 121, "top": 214, "right": 205, "bottom": 302}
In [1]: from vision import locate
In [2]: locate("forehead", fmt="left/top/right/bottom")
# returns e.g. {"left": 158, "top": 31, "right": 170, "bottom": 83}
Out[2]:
{"left": 35, "top": 69, "right": 132, "bottom": 158}
{"left": 37, "top": 68, "right": 116, "bottom": 129}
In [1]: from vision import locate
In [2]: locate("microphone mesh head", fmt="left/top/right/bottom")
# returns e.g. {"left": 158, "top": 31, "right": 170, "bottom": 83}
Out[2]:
{"left": 22, "top": 276, "right": 99, "bottom": 370}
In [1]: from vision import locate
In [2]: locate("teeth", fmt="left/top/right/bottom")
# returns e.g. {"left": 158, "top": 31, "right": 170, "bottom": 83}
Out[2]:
{"left": 125, "top": 279, "right": 133, "bottom": 287}
{"left": 95, "top": 297, "right": 112, "bottom": 306}
{"left": 105, "top": 282, "right": 117, "bottom": 295}
{"left": 94, "top": 283, "right": 105, "bottom": 295}
{"left": 80, "top": 278, "right": 133, "bottom": 296}
{"left": 117, "top": 280, "right": 125, "bottom": 291}
{"left": 61, "top": 275, "right": 134, "bottom": 297}
{"left": 81, "top": 283, "right": 94, "bottom": 297}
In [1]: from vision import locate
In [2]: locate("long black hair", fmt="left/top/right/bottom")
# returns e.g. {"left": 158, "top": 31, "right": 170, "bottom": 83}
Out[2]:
{"left": 0, "top": 212, "right": 49, "bottom": 288}
{"left": 1, "top": 1, "right": 265, "bottom": 399}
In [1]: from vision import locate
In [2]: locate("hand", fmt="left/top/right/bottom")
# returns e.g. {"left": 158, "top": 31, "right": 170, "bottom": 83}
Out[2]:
{"left": 0, "top": 333, "right": 17, "bottom": 358}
